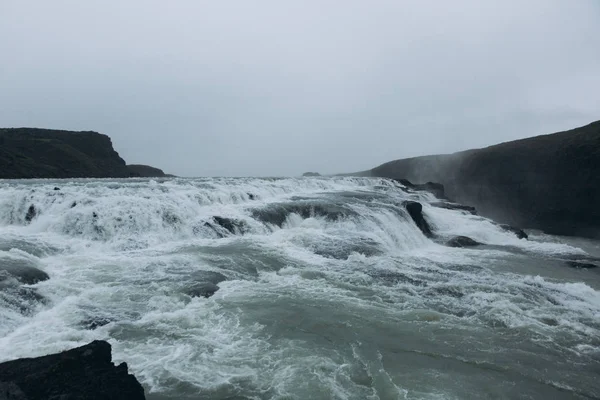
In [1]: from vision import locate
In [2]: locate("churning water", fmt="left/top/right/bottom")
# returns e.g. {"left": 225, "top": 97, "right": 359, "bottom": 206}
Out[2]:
{"left": 0, "top": 177, "right": 599, "bottom": 399}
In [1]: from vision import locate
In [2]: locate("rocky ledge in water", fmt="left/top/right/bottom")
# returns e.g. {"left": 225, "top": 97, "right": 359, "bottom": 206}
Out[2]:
{"left": 0, "top": 340, "right": 145, "bottom": 400}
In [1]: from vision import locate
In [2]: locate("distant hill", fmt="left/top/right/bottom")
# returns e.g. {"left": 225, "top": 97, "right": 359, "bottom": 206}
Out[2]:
{"left": 0, "top": 128, "right": 169, "bottom": 179}
{"left": 361, "top": 120, "right": 600, "bottom": 238}
{"left": 127, "top": 164, "right": 171, "bottom": 178}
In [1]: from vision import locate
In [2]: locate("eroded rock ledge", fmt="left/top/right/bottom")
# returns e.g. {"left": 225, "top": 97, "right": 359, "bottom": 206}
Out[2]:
{"left": 0, "top": 340, "right": 145, "bottom": 400}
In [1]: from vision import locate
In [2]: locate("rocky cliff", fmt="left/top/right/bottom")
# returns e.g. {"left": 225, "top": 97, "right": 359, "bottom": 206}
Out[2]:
{"left": 364, "top": 120, "right": 600, "bottom": 238}
{"left": 0, "top": 128, "right": 170, "bottom": 179}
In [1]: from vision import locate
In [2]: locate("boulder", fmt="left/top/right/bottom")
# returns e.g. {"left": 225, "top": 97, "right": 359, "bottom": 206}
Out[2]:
{"left": 24, "top": 205, "right": 36, "bottom": 223}
{"left": 184, "top": 282, "right": 220, "bottom": 298}
{"left": 446, "top": 236, "right": 482, "bottom": 248}
{"left": 0, "top": 340, "right": 145, "bottom": 400}
{"left": 404, "top": 201, "right": 433, "bottom": 237}
{"left": 302, "top": 172, "right": 321, "bottom": 177}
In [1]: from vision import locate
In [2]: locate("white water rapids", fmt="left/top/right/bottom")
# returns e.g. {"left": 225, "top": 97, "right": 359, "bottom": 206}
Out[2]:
{"left": 0, "top": 177, "right": 598, "bottom": 399}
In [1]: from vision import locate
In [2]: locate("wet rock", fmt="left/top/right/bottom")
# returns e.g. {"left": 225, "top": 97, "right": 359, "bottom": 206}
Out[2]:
{"left": 404, "top": 201, "right": 433, "bottom": 237}
{"left": 0, "top": 259, "right": 49, "bottom": 285}
{"left": 431, "top": 202, "right": 477, "bottom": 215}
{"left": 394, "top": 179, "right": 446, "bottom": 199}
{"left": 184, "top": 282, "right": 220, "bottom": 298}
{"left": 446, "top": 236, "right": 482, "bottom": 248}
{"left": 499, "top": 224, "right": 528, "bottom": 239}
{"left": 213, "top": 216, "right": 236, "bottom": 234}
{"left": 0, "top": 340, "right": 146, "bottom": 400}
{"left": 247, "top": 193, "right": 256, "bottom": 200}
{"left": 204, "top": 216, "right": 248, "bottom": 237}
{"left": 71, "top": 201, "right": 77, "bottom": 208}
{"left": 53, "top": 187, "right": 60, "bottom": 191}
{"left": 252, "top": 202, "right": 352, "bottom": 227}
{"left": 24, "top": 205, "right": 36, "bottom": 223}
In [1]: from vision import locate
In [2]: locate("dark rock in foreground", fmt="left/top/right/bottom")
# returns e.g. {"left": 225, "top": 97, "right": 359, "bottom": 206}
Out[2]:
{"left": 363, "top": 120, "right": 600, "bottom": 238}
{"left": 404, "top": 201, "right": 433, "bottom": 237}
{"left": 446, "top": 236, "right": 482, "bottom": 248}
{"left": 0, "top": 340, "right": 145, "bottom": 400}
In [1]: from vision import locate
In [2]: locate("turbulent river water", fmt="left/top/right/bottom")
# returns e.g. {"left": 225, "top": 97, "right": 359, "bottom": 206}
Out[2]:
{"left": 0, "top": 177, "right": 599, "bottom": 399}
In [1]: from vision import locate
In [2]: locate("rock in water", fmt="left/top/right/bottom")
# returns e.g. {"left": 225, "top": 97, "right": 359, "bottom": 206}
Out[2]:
{"left": 24, "top": 205, "right": 36, "bottom": 223}
{"left": 404, "top": 201, "right": 433, "bottom": 237}
{"left": 0, "top": 340, "right": 145, "bottom": 400}
{"left": 499, "top": 224, "right": 528, "bottom": 239}
{"left": 394, "top": 179, "right": 447, "bottom": 199}
{"left": 431, "top": 202, "right": 477, "bottom": 215}
{"left": 446, "top": 236, "right": 482, "bottom": 248}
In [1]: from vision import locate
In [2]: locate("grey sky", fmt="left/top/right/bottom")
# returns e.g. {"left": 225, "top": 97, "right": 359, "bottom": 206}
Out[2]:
{"left": 1, "top": 0, "right": 599, "bottom": 177}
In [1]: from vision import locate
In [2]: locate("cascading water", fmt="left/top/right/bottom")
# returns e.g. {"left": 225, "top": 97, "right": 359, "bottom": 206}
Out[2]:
{"left": 0, "top": 177, "right": 598, "bottom": 399}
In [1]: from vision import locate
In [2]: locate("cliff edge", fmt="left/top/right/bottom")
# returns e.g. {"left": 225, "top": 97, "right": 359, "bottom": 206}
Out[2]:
{"left": 0, "top": 128, "right": 169, "bottom": 179}
{"left": 365, "top": 120, "right": 600, "bottom": 238}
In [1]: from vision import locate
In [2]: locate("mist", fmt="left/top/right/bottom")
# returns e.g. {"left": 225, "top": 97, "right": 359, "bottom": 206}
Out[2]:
{"left": 1, "top": 0, "right": 599, "bottom": 176}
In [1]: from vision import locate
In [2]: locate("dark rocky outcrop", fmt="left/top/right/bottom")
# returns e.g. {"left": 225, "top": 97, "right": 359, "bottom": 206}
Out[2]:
{"left": 499, "top": 224, "right": 528, "bottom": 240}
{"left": 363, "top": 120, "right": 600, "bottom": 238}
{"left": 203, "top": 216, "right": 249, "bottom": 237}
{"left": 0, "top": 128, "right": 170, "bottom": 179}
{"left": 404, "top": 201, "right": 433, "bottom": 237}
{"left": 302, "top": 172, "right": 321, "bottom": 177}
{"left": 446, "top": 236, "right": 482, "bottom": 248}
{"left": 0, "top": 340, "right": 145, "bottom": 400}
{"left": 251, "top": 202, "right": 354, "bottom": 227}
{"left": 394, "top": 179, "right": 446, "bottom": 199}
{"left": 24, "top": 205, "right": 37, "bottom": 223}
{"left": 430, "top": 202, "right": 477, "bottom": 215}
{"left": 0, "top": 128, "right": 130, "bottom": 179}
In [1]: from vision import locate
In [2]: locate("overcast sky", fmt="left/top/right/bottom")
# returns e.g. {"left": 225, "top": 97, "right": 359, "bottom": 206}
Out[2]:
{"left": 1, "top": 1, "right": 599, "bottom": 176}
